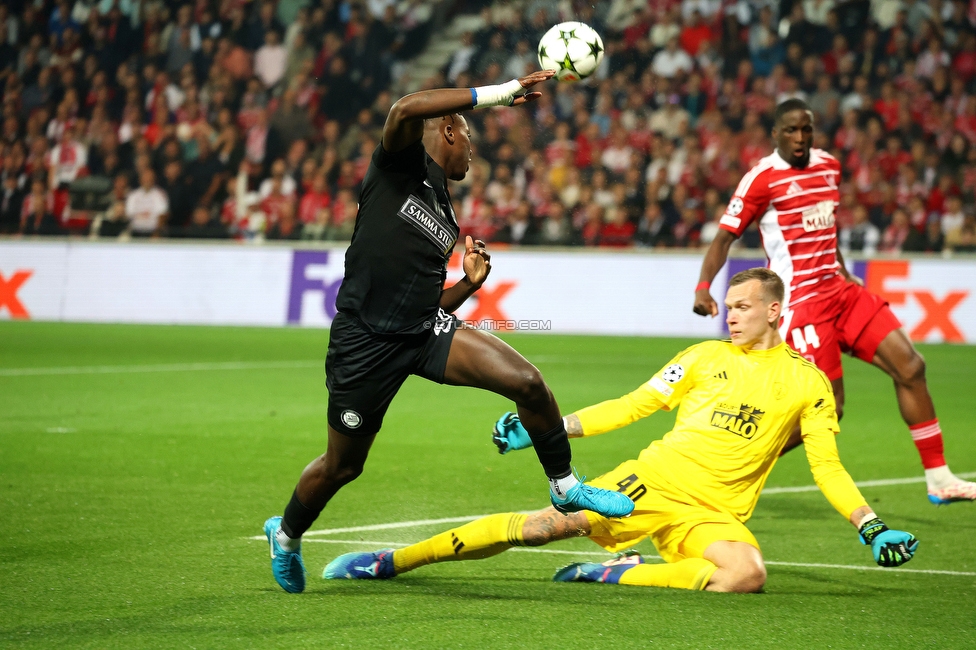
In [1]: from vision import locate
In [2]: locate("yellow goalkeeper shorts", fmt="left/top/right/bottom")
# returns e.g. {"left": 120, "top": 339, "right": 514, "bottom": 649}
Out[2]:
{"left": 583, "top": 459, "right": 760, "bottom": 563}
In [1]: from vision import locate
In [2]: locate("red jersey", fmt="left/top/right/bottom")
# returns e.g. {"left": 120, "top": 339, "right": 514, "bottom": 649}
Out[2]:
{"left": 298, "top": 191, "right": 331, "bottom": 224}
{"left": 719, "top": 148, "right": 843, "bottom": 309}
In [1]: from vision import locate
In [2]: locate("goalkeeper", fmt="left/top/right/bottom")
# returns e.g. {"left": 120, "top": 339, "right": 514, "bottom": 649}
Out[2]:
{"left": 324, "top": 268, "right": 918, "bottom": 592}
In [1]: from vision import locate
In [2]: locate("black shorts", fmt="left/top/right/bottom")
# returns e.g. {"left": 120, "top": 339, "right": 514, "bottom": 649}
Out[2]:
{"left": 326, "top": 309, "right": 460, "bottom": 436}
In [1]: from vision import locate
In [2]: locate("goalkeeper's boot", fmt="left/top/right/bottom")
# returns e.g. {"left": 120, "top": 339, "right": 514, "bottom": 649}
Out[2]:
{"left": 928, "top": 479, "right": 976, "bottom": 505}
{"left": 550, "top": 482, "right": 635, "bottom": 518}
{"left": 552, "top": 553, "right": 644, "bottom": 584}
{"left": 263, "top": 516, "right": 306, "bottom": 593}
{"left": 323, "top": 549, "right": 396, "bottom": 580}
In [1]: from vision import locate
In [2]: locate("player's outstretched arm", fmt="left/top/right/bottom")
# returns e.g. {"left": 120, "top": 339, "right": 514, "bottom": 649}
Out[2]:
{"left": 440, "top": 236, "right": 491, "bottom": 312}
{"left": 494, "top": 348, "right": 699, "bottom": 453}
{"left": 806, "top": 440, "right": 919, "bottom": 567}
{"left": 801, "top": 399, "right": 918, "bottom": 567}
{"left": 492, "top": 387, "right": 668, "bottom": 454}
{"left": 382, "top": 70, "right": 555, "bottom": 152}
{"left": 833, "top": 247, "right": 863, "bottom": 286}
{"left": 693, "top": 229, "right": 737, "bottom": 317}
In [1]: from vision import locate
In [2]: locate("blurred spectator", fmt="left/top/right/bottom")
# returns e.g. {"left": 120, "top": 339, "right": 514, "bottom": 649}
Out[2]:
{"left": 905, "top": 217, "right": 945, "bottom": 253}
{"left": 299, "top": 175, "right": 331, "bottom": 226}
{"left": 0, "top": 174, "right": 26, "bottom": 233}
{"left": 329, "top": 189, "right": 357, "bottom": 240}
{"left": 635, "top": 202, "right": 672, "bottom": 248}
{"left": 699, "top": 205, "right": 723, "bottom": 246}
{"left": 160, "top": 160, "right": 193, "bottom": 231}
{"left": 259, "top": 158, "right": 297, "bottom": 198}
{"left": 650, "top": 95, "right": 690, "bottom": 140}
{"left": 579, "top": 202, "right": 604, "bottom": 246}
{"left": 650, "top": 9, "right": 681, "bottom": 49}
{"left": 254, "top": 29, "right": 286, "bottom": 90}
{"left": 270, "top": 89, "right": 315, "bottom": 145}
{"left": 20, "top": 178, "right": 62, "bottom": 235}
{"left": 880, "top": 208, "right": 912, "bottom": 253}
{"left": 493, "top": 201, "right": 536, "bottom": 245}
{"left": 599, "top": 204, "right": 636, "bottom": 247}
{"left": 941, "top": 196, "right": 966, "bottom": 240}
{"left": 652, "top": 36, "right": 693, "bottom": 78}
{"left": 447, "top": 31, "right": 477, "bottom": 84}
{"left": 679, "top": 10, "right": 712, "bottom": 57}
{"left": 47, "top": 126, "right": 88, "bottom": 188}
{"left": 301, "top": 205, "right": 331, "bottom": 241}
{"left": 954, "top": 216, "right": 976, "bottom": 252}
{"left": 537, "top": 203, "right": 573, "bottom": 246}
{"left": 672, "top": 207, "right": 702, "bottom": 248}
{"left": 183, "top": 205, "right": 229, "bottom": 239}
{"left": 125, "top": 168, "right": 168, "bottom": 237}
{"left": 267, "top": 201, "right": 302, "bottom": 240}
{"left": 840, "top": 205, "right": 880, "bottom": 256}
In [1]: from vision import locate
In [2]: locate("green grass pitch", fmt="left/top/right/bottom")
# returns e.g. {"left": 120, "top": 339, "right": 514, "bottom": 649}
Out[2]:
{"left": 1, "top": 321, "right": 975, "bottom": 648}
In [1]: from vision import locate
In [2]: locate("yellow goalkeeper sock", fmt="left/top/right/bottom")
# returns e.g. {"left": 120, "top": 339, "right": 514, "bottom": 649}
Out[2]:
{"left": 393, "top": 513, "right": 527, "bottom": 575}
{"left": 617, "top": 558, "right": 716, "bottom": 591}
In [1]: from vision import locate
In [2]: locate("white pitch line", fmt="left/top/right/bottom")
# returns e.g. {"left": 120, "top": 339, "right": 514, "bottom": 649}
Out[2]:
{"left": 763, "top": 471, "right": 976, "bottom": 494}
{"left": 762, "top": 561, "right": 976, "bottom": 577}
{"left": 299, "top": 539, "right": 623, "bottom": 558}
{"left": 300, "top": 514, "right": 535, "bottom": 538}
{"left": 0, "top": 360, "right": 321, "bottom": 377}
{"left": 285, "top": 538, "right": 976, "bottom": 577}
{"left": 248, "top": 471, "right": 976, "bottom": 541}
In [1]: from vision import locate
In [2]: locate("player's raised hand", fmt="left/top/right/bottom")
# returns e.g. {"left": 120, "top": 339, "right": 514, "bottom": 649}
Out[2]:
{"left": 512, "top": 70, "right": 556, "bottom": 105}
{"left": 462, "top": 236, "right": 491, "bottom": 286}
{"left": 492, "top": 412, "right": 534, "bottom": 454}
{"left": 859, "top": 517, "right": 919, "bottom": 567}
{"left": 693, "top": 289, "right": 719, "bottom": 318}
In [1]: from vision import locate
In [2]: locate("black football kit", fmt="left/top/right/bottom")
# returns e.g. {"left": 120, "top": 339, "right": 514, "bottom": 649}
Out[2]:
{"left": 327, "top": 140, "right": 462, "bottom": 436}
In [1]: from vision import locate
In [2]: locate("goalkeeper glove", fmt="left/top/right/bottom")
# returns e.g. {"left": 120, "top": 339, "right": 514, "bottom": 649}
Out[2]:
{"left": 492, "top": 412, "right": 533, "bottom": 454}
{"left": 858, "top": 517, "right": 919, "bottom": 568}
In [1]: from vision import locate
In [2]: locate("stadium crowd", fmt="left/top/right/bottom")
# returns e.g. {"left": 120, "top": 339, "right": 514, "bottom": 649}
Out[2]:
{"left": 0, "top": 0, "right": 975, "bottom": 254}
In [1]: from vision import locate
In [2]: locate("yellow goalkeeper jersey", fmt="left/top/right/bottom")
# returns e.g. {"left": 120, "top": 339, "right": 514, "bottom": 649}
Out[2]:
{"left": 575, "top": 340, "right": 867, "bottom": 523}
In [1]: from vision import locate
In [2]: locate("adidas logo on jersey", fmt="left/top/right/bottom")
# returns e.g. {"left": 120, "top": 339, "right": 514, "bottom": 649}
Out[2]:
{"left": 450, "top": 532, "right": 466, "bottom": 555}
{"left": 786, "top": 181, "right": 803, "bottom": 195}
{"left": 713, "top": 371, "right": 728, "bottom": 379}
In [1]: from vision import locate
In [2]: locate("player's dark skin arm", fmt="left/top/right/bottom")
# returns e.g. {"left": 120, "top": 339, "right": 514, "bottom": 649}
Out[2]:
{"left": 693, "top": 229, "right": 737, "bottom": 317}
{"left": 382, "top": 88, "right": 476, "bottom": 153}
{"left": 382, "top": 72, "right": 552, "bottom": 153}
{"left": 440, "top": 236, "right": 491, "bottom": 312}
{"left": 834, "top": 247, "right": 863, "bottom": 286}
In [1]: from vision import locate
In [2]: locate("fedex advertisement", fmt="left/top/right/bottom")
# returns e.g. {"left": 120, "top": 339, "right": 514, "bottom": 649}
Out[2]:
{"left": 1, "top": 240, "right": 974, "bottom": 343}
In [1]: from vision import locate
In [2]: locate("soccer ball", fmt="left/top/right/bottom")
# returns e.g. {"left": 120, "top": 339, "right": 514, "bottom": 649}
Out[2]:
{"left": 537, "top": 21, "right": 604, "bottom": 82}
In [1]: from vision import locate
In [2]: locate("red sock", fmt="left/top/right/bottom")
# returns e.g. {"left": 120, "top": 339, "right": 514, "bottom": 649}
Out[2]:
{"left": 910, "top": 419, "right": 946, "bottom": 469}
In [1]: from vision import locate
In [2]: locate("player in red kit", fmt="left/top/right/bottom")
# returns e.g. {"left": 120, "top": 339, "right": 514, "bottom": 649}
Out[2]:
{"left": 693, "top": 99, "right": 975, "bottom": 505}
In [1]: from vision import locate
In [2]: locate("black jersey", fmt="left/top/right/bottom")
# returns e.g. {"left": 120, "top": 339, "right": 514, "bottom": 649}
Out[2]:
{"left": 335, "top": 140, "right": 460, "bottom": 335}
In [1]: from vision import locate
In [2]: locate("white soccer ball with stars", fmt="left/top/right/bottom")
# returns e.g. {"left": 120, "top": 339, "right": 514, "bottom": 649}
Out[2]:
{"left": 537, "top": 21, "right": 604, "bottom": 83}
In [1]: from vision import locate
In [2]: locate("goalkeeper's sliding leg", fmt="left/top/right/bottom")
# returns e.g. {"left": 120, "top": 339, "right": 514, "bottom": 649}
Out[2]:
{"left": 323, "top": 507, "right": 766, "bottom": 593}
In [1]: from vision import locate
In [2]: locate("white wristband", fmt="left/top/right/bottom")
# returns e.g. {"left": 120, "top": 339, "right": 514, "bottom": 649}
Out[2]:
{"left": 470, "top": 79, "right": 524, "bottom": 108}
{"left": 857, "top": 511, "right": 877, "bottom": 529}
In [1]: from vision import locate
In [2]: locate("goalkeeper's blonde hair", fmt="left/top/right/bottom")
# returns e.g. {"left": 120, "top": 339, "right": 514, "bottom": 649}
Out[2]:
{"left": 729, "top": 268, "right": 784, "bottom": 304}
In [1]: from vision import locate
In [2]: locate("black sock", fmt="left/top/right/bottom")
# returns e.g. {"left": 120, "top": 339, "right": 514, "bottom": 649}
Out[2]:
{"left": 281, "top": 490, "right": 321, "bottom": 538}
{"left": 528, "top": 422, "right": 572, "bottom": 479}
